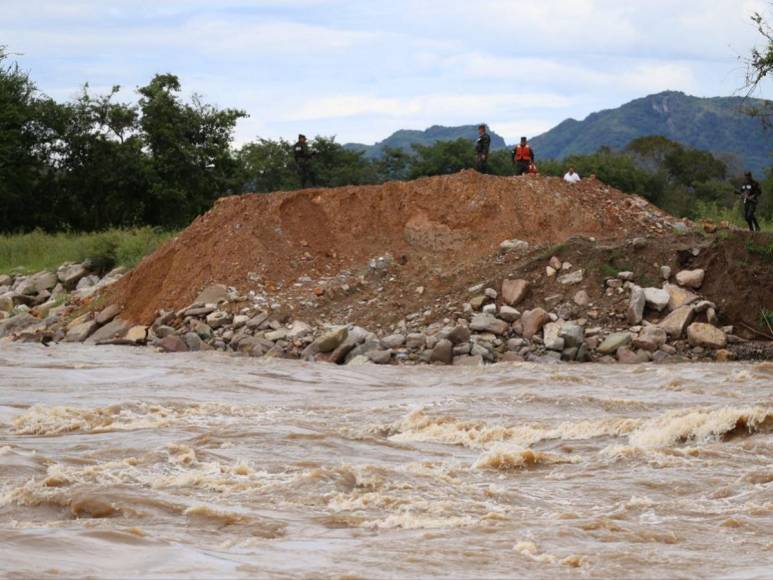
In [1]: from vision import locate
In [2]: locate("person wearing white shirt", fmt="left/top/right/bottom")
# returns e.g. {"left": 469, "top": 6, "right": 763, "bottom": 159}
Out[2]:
{"left": 563, "top": 167, "right": 581, "bottom": 184}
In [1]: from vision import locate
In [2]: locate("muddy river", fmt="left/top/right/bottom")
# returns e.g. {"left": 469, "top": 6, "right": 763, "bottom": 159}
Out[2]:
{"left": 1, "top": 344, "right": 771, "bottom": 578}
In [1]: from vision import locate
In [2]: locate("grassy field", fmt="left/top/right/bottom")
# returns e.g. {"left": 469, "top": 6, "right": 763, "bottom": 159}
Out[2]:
{"left": 693, "top": 201, "right": 773, "bottom": 233}
{"left": 0, "top": 228, "right": 177, "bottom": 275}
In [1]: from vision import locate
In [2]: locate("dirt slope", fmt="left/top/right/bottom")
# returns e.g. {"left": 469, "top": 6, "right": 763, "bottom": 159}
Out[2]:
{"left": 108, "top": 171, "right": 680, "bottom": 324}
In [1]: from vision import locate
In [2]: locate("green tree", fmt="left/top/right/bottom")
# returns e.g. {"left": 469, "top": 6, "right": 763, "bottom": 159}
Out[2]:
{"left": 237, "top": 138, "right": 296, "bottom": 193}
{"left": 408, "top": 138, "right": 476, "bottom": 178}
{"left": 138, "top": 74, "right": 246, "bottom": 226}
{"left": 743, "top": 5, "right": 773, "bottom": 124}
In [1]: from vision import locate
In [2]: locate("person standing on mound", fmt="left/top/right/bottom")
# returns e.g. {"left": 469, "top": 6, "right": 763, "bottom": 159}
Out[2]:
{"left": 512, "top": 137, "right": 535, "bottom": 176}
{"left": 293, "top": 134, "right": 316, "bottom": 188}
{"left": 475, "top": 124, "right": 491, "bottom": 174}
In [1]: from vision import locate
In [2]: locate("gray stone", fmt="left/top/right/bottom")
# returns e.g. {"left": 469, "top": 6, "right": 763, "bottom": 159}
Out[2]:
{"left": 576, "top": 343, "right": 591, "bottom": 363}
{"left": 665, "top": 284, "right": 699, "bottom": 311}
{"left": 693, "top": 300, "right": 716, "bottom": 313}
{"left": 561, "top": 347, "right": 579, "bottom": 362}
{"left": 470, "top": 314, "right": 509, "bottom": 335}
{"left": 643, "top": 287, "right": 670, "bottom": 312}
{"left": 381, "top": 333, "right": 406, "bottom": 349}
{"left": 482, "top": 303, "right": 497, "bottom": 315}
{"left": 405, "top": 333, "right": 426, "bottom": 349}
{"left": 498, "top": 305, "right": 520, "bottom": 322}
{"left": 549, "top": 256, "right": 562, "bottom": 270}
{"left": 0, "top": 274, "right": 12, "bottom": 286}
{"left": 626, "top": 286, "right": 646, "bottom": 324}
{"left": 265, "top": 328, "right": 289, "bottom": 342}
{"left": 75, "top": 275, "right": 100, "bottom": 291}
{"left": 687, "top": 323, "right": 727, "bottom": 349}
{"left": 57, "top": 263, "right": 89, "bottom": 289}
{"left": 633, "top": 326, "right": 667, "bottom": 351}
{"left": 347, "top": 355, "right": 370, "bottom": 366}
{"left": 597, "top": 332, "right": 632, "bottom": 355}
{"left": 542, "top": 322, "right": 565, "bottom": 351}
{"left": 501, "top": 279, "right": 530, "bottom": 306}
{"left": 88, "top": 318, "right": 131, "bottom": 343}
{"left": 658, "top": 305, "right": 695, "bottom": 338}
{"left": 484, "top": 288, "right": 498, "bottom": 300}
{"left": 617, "top": 271, "right": 634, "bottom": 281}
{"left": 521, "top": 308, "right": 550, "bottom": 339}
{"left": 316, "top": 326, "right": 348, "bottom": 353}
{"left": 158, "top": 335, "right": 188, "bottom": 353}
{"left": 469, "top": 295, "right": 488, "bottom": 311}
{"left": 557, "top": 269, "right": 584, "bottom": 285}
{"left": 573, "top": 290, "right": 590, "bottom": 306}
{"left": 155, "top": 325, "right": 176, "bottom": 339}
{"left": 429, "top": 339, "right": 453, "bottom": 365}
{"left": 443, "top": 325, "right": 471, "bottom": 344}
{"left": 286, "top": 320, "right": 312, "bottom": 340}
{"left": 195, "top": 284, "right": 229, "bottom": 305}
{"left": 246, "top": 312, "right": 270, "bottom": 330}
{"left": 675, "top": 269, "right": 705, "bottom": 289}
{"left": 95, "top": 304, "right": 122, "bottom": 326}
{"left": 559, "top": 323, "right": 585, "bottom": 348}
{"left": 368, "top": 349, "right": 392, "bottom": 364}
{"left": 184, "top": 305, "right": 216, "bottom": 317}
{"left": 0, "top": 292, "right": 14, "bottom": 313}
{"left": 328, "top": 339, "right": 358, "bottom": 364}
{"left": 183, "top": 332, "right": 202, "bottom": 351}
{"left": 18, "top": 271, "right": 59, "bottom": 295}
{"left": 453, "top": 343, "right": 472, "bottom": 355}
{"left": 660, "top": 265, "right": 672, "bottom": 280}
{"left": 499, "top": 239, "right": 529, "bottom": 253}
{"left": 345, "top": 339, "right": 381, "bottom": 362}
{"left": 507, "top": 338, "right": 526, "bottom": 351}
{"left": 63, "top": 320, "right": 98, "bottom": 342}
{"left": 206, "top": 310, "right": 232, "bottom": 329}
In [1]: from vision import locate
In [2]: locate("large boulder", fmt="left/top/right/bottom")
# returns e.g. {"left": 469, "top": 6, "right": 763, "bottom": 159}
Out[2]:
{"left": 658, "top": 305, "right": 695, "bottom": 338}
{"left": 675, "top": 269, "right": 705, "bottom": 289}
{"left": 521, "top": 308, "right": 550, "bottom": 339}
{"left": 88, "top": 318, "right": 132, "bottom": 344}
{"left": 16, "top": 271, "right": 58, "bottom": 295}
{"left": 626, "top": 286, "right": 645, "bottom": 324}
{"left": 158, "top": 335, "right": 189, "bottom": 353}
{"left": 687, "top": 323, "right": 727, "bottom": 349}
{"left": 470, "top": 314, "right": 509, "bottom": 335}
{"left": 633, "top": 326, "right": 667, "bottom": 351}
{"left": 194, "top": 284, "right": 229, "bottom": 305}
{"left": 597, "top": 332, "right": 632, "bottom": 355}
{"left": 501, "top": 279, "right": 529, "bottom": 306}
{"left": 429, "top": 339, "right": 453, "bottom": 365}
{"left": 665, "top": 284, "right": 699, "bottom": 311}
{"left": 0, "top": 313, "right": 39, "bottom": 338}
{"left": 0, "top": 292, "right": 14, "bottom": 313}
{"left": 542, "top": 322, "right": 565, "bottom": 351}
{"left": 444, "top": 325, "right": 471, "bottom": 345}
{"left": 643, "top": 287, "right": 670, "bottom": 312}
{"left": 315, "top": 326, "right": 348, "bottom": 353}
{"left": 63, "top": 320, "right": 99, "bottom": 342}
{"left": 381, "top": 333, "right": 406, "bottom": 349}
{"left": 205, "top": 310, "right": 232, "bottom": 329}
{"left": 286, "top": 320, "right": 312, "bottom": 340}
{"left": 95, "top": 304, "right": 122, "bottom": 326}
{"left": 57, "top": 263, "right": 89, "bottom": 289}
{"left": 559, "top": 323, "right": 585, "bottom": 348}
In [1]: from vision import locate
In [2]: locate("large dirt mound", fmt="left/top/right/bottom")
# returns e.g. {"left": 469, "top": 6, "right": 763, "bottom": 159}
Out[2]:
{"left": 109, "top": 171, "right": 679, "bottom": 323}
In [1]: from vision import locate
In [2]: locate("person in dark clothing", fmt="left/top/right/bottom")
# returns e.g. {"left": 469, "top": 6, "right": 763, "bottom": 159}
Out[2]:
{"left": 738, "top": 172, "right": 762, "bottom": 232}
{"left": 512, "top": 136, "right": 535, "bottom": 176}
{"left": 293, "top": 134, "right": 316, "bottom": 188}
{"left": 475, "top": 124, "right": 491, "bottom": 173}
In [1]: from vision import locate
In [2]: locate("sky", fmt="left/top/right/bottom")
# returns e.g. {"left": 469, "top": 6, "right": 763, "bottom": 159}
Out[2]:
{"left": 3, "top": 0, "right": 772, "bottom": 146}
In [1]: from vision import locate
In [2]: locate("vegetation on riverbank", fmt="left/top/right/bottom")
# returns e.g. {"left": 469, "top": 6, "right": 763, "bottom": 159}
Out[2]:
{"left": 0, "top": 228, "right": 175, "bottom": 274}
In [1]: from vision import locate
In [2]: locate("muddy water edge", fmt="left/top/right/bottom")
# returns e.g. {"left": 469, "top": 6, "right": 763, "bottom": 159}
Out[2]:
{"left": 1, "top": 344, "right": 771, "bottom": 578}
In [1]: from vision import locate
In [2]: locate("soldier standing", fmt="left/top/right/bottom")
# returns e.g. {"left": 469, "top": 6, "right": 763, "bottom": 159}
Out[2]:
{"left": 475, "top": 124, "right": 491, "bottom": 173}
{"left": 293, "top": 134, "right": 316, "bottom": 188}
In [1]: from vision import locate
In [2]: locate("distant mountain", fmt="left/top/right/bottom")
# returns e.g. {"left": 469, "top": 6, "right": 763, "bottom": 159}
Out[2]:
{"left": 345, "top": 124, "right": 508, "bottom": 159}
{"left": 530, "top": 91, "right": 772, "bottom": 174}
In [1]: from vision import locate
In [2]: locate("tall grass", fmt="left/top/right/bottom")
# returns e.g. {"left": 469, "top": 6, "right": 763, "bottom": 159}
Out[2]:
{"left": 0, "top": 227, "right": 177, "bottom": 275}
{"left": 693, "top": 201, "right": 773, "bottom": 233}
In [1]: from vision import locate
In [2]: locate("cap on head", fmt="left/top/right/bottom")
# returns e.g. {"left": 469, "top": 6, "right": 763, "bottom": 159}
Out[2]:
{"left": 520, "top": 136, "right": 527, "bottom": 143}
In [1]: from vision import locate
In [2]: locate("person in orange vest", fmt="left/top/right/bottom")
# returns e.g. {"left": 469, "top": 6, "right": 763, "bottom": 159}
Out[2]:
{"left": 512, "top": 137, "right": 535, "bottom": 176}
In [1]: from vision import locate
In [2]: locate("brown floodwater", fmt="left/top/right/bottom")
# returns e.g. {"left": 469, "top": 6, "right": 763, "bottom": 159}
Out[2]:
{"left": 1, "top": 344, "right": 771, "bottom": 578}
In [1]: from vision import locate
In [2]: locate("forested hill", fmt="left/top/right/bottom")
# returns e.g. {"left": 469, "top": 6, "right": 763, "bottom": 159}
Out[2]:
{"left": 345, "top": 125, "right": 508, "bottom": 158}
{"left": 529, "top": 91, "right": 772, "bottom": 174}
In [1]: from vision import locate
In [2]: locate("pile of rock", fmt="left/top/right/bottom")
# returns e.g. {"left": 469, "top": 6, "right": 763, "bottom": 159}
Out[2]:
{"left": 0, "top": 252, "right": 747, "bottom": 366}
{"left": 0, "top": 263, "right": 127, "bottom": 339}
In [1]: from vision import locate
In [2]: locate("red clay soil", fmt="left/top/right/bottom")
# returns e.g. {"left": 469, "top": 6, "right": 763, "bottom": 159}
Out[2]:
{"left": 108, "top": 171, "right": 681, "bottom": 324}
